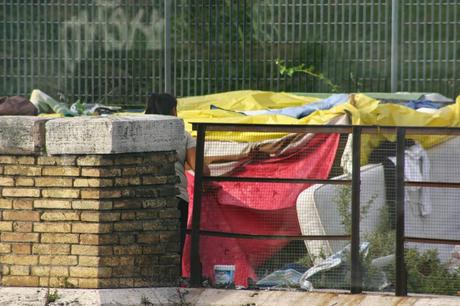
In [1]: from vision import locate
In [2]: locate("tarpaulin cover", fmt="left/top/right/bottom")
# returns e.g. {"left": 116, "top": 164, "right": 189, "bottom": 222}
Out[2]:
{"left": 181, "top": 133, "right": 340, "bottom": 286}
{"left": 178, "top": 91, "right": 460, "bottom": 164}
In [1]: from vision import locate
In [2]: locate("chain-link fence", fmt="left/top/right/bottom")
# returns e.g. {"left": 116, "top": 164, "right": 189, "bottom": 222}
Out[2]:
{"left": 187, "top": 123, "right": 460, "bottom": 296}
{"left": 1, "top": 1, "right": 459, "bottom": 105}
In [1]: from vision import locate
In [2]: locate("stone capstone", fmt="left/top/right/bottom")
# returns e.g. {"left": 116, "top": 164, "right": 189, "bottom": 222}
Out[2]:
{"left": 45, "top": 115, "right": 184, "bottom": 155}
{"left": 0, "top": 116, "right": 48, "bottom": 154}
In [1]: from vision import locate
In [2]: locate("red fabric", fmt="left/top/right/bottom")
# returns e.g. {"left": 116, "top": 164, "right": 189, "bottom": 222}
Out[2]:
{"left": 182, "top": 133, "right": 340, "bottom": 287}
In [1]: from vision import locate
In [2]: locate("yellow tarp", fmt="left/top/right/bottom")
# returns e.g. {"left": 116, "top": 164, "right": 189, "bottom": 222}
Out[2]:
{"left": 177, "top": 90, "right": 460, "bottom": 163}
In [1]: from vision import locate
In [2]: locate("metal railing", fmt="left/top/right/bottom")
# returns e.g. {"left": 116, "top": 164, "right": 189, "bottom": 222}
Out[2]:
{"left": 189, "top": 123, "right": 460, "bottom": 296}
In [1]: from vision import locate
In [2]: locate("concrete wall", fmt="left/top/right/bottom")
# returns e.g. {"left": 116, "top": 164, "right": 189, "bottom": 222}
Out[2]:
{"left": 0, "top": 115, "right": 184, "bottom": 288}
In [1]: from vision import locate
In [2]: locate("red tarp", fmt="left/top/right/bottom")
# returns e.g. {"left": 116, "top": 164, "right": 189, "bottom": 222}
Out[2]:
{"left": 182, "top": 133, "right": 340, "bottom": 286}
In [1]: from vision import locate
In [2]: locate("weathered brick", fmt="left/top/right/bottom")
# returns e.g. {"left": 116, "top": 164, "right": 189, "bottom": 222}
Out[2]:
{"left": 113, "top": 222, "right": 143, "bottom": 232}
{"left": 73, "top": 178, "right": 113, "bottom": 188}
{"left": 114, "top": 177, "right": 141, "bottom": 187}
{"left": 3, "top": 210, "right": 40, "bottom": 222}
{"left": 0, "top": 177, "right": 14, "bottom": 186}
{"left": 0, "top": 243, "right": 11, "bottom": 253}
{"left": 33, "top": 222, "right": 71, "bottom": 233}
{"left": 13, "top": 199, "right": 33, "bottom": 209}
{"left": 0, "top": 255, "right": 38, "bottom": 265}
{"left": 121, "top": 211, "right": 136, "bottom": 220}
{"left": 80, "top": 212, "right": 120, "bottom": 222}
{"left": 34, "top": 199, "right": 72, "bottom": 209}
{"left": 113, "top": 199, "right": 142, "bottom": 210}
{"left": 41, "top": 233, "right": 79, "bottom": 244}
{"left": 0, "top": 221, "right": 13, "bottom": 231}
{"left": 142, "top": 175, "right": 170, "bottom": 185}
{"left": 77, "top": 156, "right": 113, "bottom": 166}
{"left": 142, "top": 220, "right": 162, "bottom": 231}
{"left": 17, "top": 156, "right": 35, "bottom": 165}
{"left": 113, "top": 245, "right": 142, "bottom": 255}
{"left": 114, "top": 155, "right": 143, "bottom": 165}
{"left": 71, "top": 245, "right": 112, "bottom": 256}
{"left": 81, "top": 189, "right": 121, "bottom": 199}
{"left": 2, "top": 232, "right": 39, "bottom": 242}
{"left": 10, "top": 265, "right": 30, "bottom": 276}
{"left": 2, "top": 188, "right": 40, "bottom": 198}
{"left": 119, "top": 234, "right": 136, "bottom": 245}
{"left": 42, "top": 166, "right": 80, "bottom": 176}
{"left": 72, "top": 200, "right": 113, "bottom": 210}
{"left": 142, "top": 245, "right": 165, "bottom": 255}
{"left": 39, "top": 277, "right": 76, "bottom": 288}
{"left": 39, "top": 255, "right": 78, "bottom": 266}
{"left": 42, "top": 188, "right": 80, "bottom": 199}
{"left": 69, "top": 266, "right": 111, "bottom": 278}
{"left": 71, "top": 223, "right": 112, "bottom": 234}
{"left": 123, "top": 166, "right": 162, "bottom": 176}
{"left": 135, "top": 255, "right": 159, "bottom": 266}
{"left": 160, "top": 254, "right": 180, "bottom": 265}
{"left": 32, "top": 243, "right": 70, "bottom": 255}
{"left": 142, "top": 198, "right": 174, "bottom": 209}
{"left": 77, "top": 278, "right": 98, "bottom": 288}
{"left": 78, "top": 256, "right": 100, "bottom": 266}
{"left": 112, "top": 266, "right": 139, "bottom": 277}
{"left": 0, "top": 199, "right": 12, "bottom": 209}
{"left": 37, "top": 156, "right": 76, "bottom": 166}
{"left": 136, "top": 210, "right": 158, "bottom": 220}
{"left": 12, "top": 243, "right": 31, "bottom": 254}
{"left": 0, "top": 156, "right": 17, "bottom": 164}
{"left": 31, "top": 266, "right": 69, "bottom": 277}
{"left": 35, "top": 177, "right": 73, "bottom": 187}
{"left": 2, "top": 276, "right": 39, "bottom": 286}
{"left": 137, "top": 233, "right": 160, "bottom": 244}
{"left": 41, "top": 211, "right": 80, "bottom": 221}
{"left": 159, "top": 209, "right": 180, "bottom": 219}
{"left": 81, "top": 168, "right": 121, "bottom": 177}
{"left": 79, "top": 234, "right": 118, "bottom": 245}
{"left": 4, "top": 165, "right": 41, "bottom": 176}
{"left": 13, "top": 221, "right": 33, "bottom": 232}
{"left": 14, "top": 177, "right": 35, "bottom": 187}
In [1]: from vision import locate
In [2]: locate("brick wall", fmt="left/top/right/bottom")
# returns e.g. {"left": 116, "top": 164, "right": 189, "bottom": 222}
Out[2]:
{"left": 0, "top": 152, "right": 180, "bottom": 288}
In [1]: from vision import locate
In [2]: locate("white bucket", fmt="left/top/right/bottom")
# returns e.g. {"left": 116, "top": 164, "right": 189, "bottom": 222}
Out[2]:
{"left": 213, "top": 264, "right": 235, "bottom": 288}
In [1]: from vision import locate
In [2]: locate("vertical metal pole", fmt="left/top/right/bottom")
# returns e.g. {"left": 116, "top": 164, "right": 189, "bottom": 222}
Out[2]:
{"left": 395, "top": 127, "right": 407, "bottom": 296}
{"left": 164, "top": 0, "right": 172, "bottom": 94}
{"left": 350, "top": 126, "right": 362, "bottom": 294}
{"left": 190, "top": 124, "right": 206, "bottom": 287}
{"left": 391, "top": 0, "right": 399, "bottom": 92}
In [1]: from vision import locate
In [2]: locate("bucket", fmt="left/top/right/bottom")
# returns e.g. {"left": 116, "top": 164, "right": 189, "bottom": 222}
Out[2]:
{"left": 213, "top": 264, "right": 235, "bottom": 288}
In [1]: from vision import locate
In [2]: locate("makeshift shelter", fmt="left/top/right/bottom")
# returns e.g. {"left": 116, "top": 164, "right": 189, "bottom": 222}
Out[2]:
{"left": 177, "top": 90, "right": 460, "bottom": 287}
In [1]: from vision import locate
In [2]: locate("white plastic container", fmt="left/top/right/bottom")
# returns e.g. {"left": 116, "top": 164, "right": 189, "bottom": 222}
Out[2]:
{"left": 213, "top": 264, "right": 235, "bottom": 288}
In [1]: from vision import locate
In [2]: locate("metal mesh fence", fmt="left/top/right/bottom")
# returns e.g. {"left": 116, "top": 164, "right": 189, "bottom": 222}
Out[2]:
{"left": 188, "top": 124, "right": 460, "bottom": 296}
{"left": 1, "top": 1, "right": 460, "bottom": 104}
{"left": 1, "top": 0, "right": 165, "bottom": 106}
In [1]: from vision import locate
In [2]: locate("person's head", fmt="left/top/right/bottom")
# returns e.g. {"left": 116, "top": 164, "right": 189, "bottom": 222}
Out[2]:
{"left": 145, "top": 93, "right": 177, "bottom": 116}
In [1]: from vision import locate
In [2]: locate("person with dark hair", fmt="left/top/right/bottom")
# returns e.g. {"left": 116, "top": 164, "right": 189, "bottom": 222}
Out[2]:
{"left": 145, "top": 92, "right": 209, "bottom": 267}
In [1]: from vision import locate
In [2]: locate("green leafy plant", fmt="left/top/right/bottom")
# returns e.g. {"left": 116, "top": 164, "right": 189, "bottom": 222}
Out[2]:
{"left": 73, "top": 99, "right": 86, "bottom": 115}
{"left": 47, "top": 289, "right": 59, "bottom": 304}
{"left": 275, "top": 59, "right": 341, "bottom": 92}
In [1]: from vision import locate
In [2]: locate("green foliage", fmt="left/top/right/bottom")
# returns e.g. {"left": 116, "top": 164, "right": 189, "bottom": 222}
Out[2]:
{"left": 47, "top": 289, "right": 59, "bottom": 303}
{"left": 276, "top": 59, "right": 341, "bottom": 93}
{"left": 405, "top": 249, "right": 460, "bottom": 295}
{"left": 334, "top": 186, "right": 375, "bottom": 234}
{"left": 73, "top": 99, "right": 86, "bottom": 115}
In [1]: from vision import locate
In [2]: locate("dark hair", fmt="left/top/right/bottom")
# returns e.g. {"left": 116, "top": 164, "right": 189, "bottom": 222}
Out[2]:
{"left": 145, "top": 93, "right": 177, "bottom": 115}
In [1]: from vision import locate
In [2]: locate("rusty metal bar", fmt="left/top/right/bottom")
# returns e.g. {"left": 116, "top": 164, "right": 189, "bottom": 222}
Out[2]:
{"left": 190, "top": 124, "right": 206, "bottom": 287}
{"left": 395, "top": 127, "right": 407, "bottom": 296}
{"left": 350, "top": 126, "right": 362, "bottom": 294}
